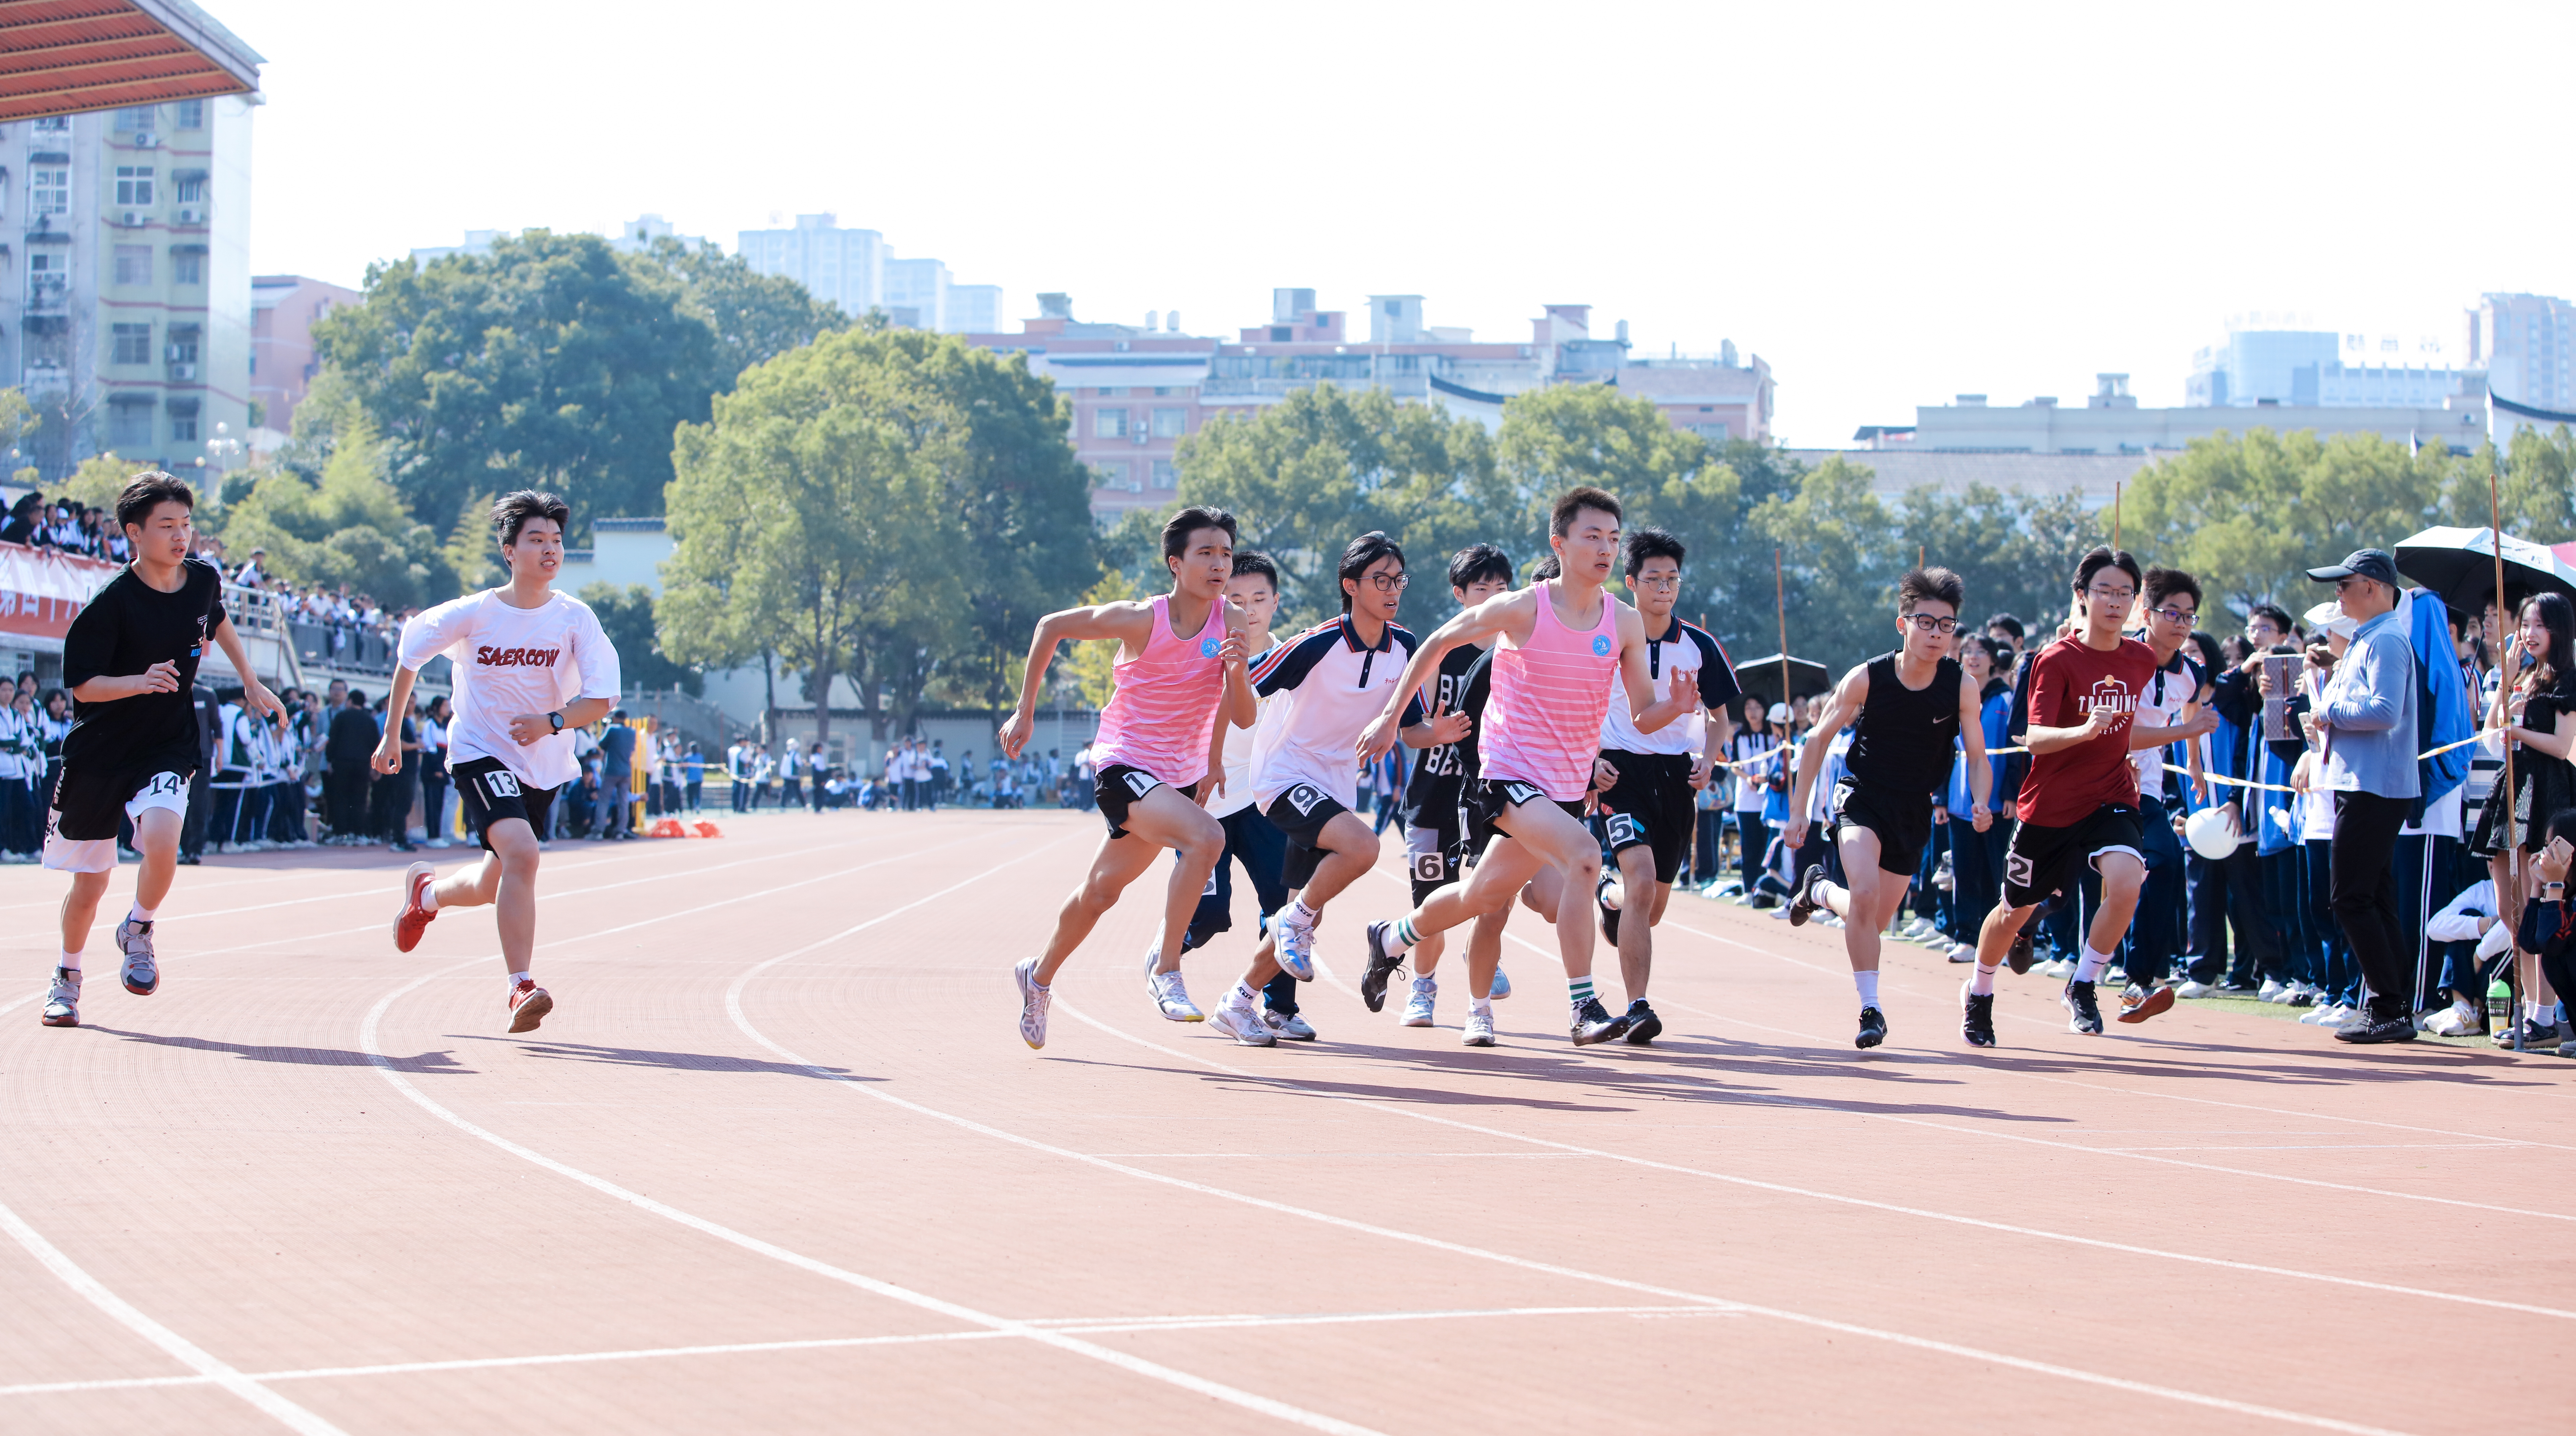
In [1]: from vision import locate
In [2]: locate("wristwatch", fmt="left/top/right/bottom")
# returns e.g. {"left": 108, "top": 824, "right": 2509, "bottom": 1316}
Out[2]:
{"left": 547, "top": 711, "right": 565, "bottom": 733}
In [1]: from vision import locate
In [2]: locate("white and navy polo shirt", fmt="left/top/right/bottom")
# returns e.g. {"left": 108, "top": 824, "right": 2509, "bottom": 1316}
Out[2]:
{"left": 1601, "top": 615, "right": 1741, "bottom": 756}
{"left": 1248, "top": 614, "right": 1418, "bottom": 811}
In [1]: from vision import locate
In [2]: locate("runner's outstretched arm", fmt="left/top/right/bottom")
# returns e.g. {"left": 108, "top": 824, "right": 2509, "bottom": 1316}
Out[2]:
{"left": 999, "top": 602, "right": 1157, "bottom": 759}
{"left": 1615, "top": 602, "right": 1699, "bottom": 734}
{"left": 1958, "top": 669, "right": 1992, "bottom": 829}
{"left": 1358, "top": 588, "right": 1527, "bottom": 761}
{"left": 1784, "top": 664, "right": 1868, "bottom": 850}
{"left": 208, "top": 615, "right": 279, "bottom": 719}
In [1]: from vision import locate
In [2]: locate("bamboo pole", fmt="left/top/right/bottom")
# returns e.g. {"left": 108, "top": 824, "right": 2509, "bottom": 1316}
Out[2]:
{"left": 2493, "top": 470, "right": 2524, "bottom": 1044}
{"left": 1774, "top": 547, "right": 1790, "bottom": 714}
{"left": 2112, "top": 481, "right": 2123, "bottom": 552}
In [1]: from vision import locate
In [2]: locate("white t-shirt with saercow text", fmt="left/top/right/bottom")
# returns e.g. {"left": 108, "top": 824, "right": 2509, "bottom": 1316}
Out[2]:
{"left": 396, "top": 589, "right": 622, "bottom": 791}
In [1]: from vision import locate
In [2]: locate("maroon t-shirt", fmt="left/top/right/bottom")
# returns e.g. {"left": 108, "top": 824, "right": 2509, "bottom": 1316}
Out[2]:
{"left": 2019, "top": 633, "right": 2159, "bottom": 827}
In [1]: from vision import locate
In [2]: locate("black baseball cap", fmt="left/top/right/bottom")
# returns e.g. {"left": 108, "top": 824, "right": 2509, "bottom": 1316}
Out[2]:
{"left": 2306, "top": 548, "right": 2401, "bottom": 587}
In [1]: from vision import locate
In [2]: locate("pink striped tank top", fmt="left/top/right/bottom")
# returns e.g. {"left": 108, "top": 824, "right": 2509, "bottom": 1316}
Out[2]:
{"left": 1090, "top": 594, "right": 1227, "bottom": 787}
{"left": 1479, "top": 580, "right": 1621, "bottom": 801}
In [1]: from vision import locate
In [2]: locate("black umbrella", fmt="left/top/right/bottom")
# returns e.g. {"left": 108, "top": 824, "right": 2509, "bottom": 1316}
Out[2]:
{"left": 1731, "top": 653, "right": 1833, "bottom": 707}
{"left": 2393, "top": 525, "right": 2576, "bottom": 612}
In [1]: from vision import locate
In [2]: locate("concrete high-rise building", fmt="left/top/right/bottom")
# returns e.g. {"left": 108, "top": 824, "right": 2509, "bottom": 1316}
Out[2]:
{"left": 947, "top": 284, "right": 1002, "bottom": 335}
{"left": 882, "top": 256, "right": 948, "bottom": 330}
{"left": 735, "top": 213, "right": 886, "bottom": 317}
{"left": 250, "top": 274, "right": 358, "bottom": 436}
{"left": 2467, "top": 292, "right": 2576, "bottom": 412}
{"left": 8, "top": 96, "right": 256, "bottom": 479}
{"left": 2189, "top": 318, "right": 2466, "bottom": 409}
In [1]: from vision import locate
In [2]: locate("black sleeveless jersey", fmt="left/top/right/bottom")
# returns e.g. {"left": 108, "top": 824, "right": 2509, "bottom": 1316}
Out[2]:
{"left": 1844, "top": 652, "right": 1961, "bottom": 793}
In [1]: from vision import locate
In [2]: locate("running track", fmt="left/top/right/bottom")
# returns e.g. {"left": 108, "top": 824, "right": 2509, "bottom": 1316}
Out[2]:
{"left": 0, "top": 809, "right": 2565, "bottom": 1435}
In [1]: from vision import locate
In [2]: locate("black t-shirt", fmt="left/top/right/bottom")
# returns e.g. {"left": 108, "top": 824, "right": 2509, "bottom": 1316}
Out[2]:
{"left": 1400, "top": 643, "right": 1494, "bottom": 823}
{"left": 61, "top": 558, "right": 227, "bottom": 778}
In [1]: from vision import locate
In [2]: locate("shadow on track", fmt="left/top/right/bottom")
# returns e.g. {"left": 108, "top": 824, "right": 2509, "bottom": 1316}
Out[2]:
{"left": 94, "top": 1027, "right": 467, "bottom": 1075}
{"left": 456, "top": 1033, "right": 870, "bottom": 1080}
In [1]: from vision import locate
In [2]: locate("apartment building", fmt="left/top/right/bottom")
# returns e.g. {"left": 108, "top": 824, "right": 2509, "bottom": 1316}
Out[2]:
{"left": 736, "top": 212, "right": 1000, "bottom": 332}
{"left": 963, "top": 289, "right": 1775, "bottom": 521}
{"left": 249, "top": 273, "right": 357, "bottom": 435}
{"left": 8, "top": 96, "right": 255, "bottom": 479}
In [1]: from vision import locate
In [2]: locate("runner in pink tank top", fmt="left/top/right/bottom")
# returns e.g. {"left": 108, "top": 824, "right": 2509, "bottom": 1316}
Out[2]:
{"left": 999, "top": 507, "right": 1255, "bottom": 1050}
{"left": 1351, "top": 487, "right": 1698, "bottom": 1048}
{"left": 1090, "top": 594, "right": 1226, "bottom": 787}
{"left": 1480, "top": 578, "right": 1620, "bottom": 801}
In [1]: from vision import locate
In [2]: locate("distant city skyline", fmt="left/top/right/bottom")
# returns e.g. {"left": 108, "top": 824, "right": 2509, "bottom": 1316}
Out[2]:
{"left": 215, "top": 0, "right": 2576, "bottom": 449}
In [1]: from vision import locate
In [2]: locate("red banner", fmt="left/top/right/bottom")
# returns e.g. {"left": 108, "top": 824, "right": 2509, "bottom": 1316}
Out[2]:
{"left": 0, "top": 541, "right": 119, "bottom": 642}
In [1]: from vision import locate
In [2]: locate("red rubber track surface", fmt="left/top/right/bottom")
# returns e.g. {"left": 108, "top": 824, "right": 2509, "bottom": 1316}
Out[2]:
{"left": 0, "top": 809, "right": 2566, "bottom": 1435}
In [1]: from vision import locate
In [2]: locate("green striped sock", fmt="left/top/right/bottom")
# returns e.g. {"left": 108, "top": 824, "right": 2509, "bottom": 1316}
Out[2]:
{"left": 1393, "top": 915, "right": 1422, "bottom": 950}
{"left": 1569, "top": 976, "right": 1595, "bottom": 1008}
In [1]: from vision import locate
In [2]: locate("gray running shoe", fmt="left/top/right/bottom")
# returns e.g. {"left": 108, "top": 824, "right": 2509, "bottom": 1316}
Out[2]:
{"left": 116, "top": 918, "right": 158, "bottom": 996}
{"left": 40, "top": 966, "right": 80, "bottom": 1027}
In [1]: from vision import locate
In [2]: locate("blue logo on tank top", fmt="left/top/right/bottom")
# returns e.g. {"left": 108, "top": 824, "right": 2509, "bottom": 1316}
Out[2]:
{"left": 1199, "top": 636, "right": 1221, "bottom": 657}
{"left": 1591, "top": 634, "right": 1612, "bottom": 657}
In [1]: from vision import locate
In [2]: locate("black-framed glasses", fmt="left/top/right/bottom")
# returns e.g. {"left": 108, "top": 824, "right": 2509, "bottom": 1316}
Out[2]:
{"left": 1366, "top": 572, "right": 1409, "bottom": 593}
{"left": 1901, "top": 613, "right": 1959, "bottom": 635}
{"left": 2150, "top": 606, "right": 2196, "bottom": 626}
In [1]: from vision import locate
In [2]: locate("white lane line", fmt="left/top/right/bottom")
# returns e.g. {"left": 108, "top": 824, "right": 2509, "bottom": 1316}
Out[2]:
{"left": 365, "top": 841, "right": 1386, "bottom": 1436}
{"left": 1658, "top": 912, "right": 2576, "bottom": 1152}
{"left": 1650, "top": 992, "right": 2576, "bottom": 1226}
{"left": 0, "top": 1196, "right": 347, "bottom": 1434}
{"left": 723, "top": 989, "right": 2417, "bottom": 1434}
{"left": 1069, "top": 993, "right": 2576, "bottom": 1326}
{"left": 0, "top": 1304, "right": 1704, "bottom": 1399}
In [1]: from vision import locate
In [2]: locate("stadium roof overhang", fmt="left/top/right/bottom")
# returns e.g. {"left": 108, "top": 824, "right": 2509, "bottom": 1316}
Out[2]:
{"left": 0, "top": 0, "right": 261, "bottom": 124}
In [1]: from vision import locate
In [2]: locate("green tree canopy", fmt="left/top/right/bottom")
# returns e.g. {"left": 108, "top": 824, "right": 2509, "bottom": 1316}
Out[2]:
{"left": 580, "top": 582, "right": 700, "bottom": 696}
{"left": 313, "top": 231, "right": 738, "bottom": 532}
{"left": 1175, "top": 384, "right": 1511, "bottom": 633}
{"left": 212, "top": 418, "right": 460, "bottom": 610}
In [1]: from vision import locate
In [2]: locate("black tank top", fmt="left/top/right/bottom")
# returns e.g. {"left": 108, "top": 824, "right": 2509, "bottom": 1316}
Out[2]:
{"left": 1844, "top": 652, "right": 1962, "bottom": 791}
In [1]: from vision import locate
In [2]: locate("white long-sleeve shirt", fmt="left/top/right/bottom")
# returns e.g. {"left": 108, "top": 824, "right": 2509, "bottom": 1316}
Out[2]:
{"left": 2425, "top": 880, "right": 2499, "bottom": 945}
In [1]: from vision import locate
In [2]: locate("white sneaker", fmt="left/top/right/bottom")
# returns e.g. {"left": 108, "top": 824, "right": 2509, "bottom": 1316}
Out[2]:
{"left": 1148, "top": 970, "right": 1203, "bottom": 1022}
{"left": 2176, "top": 979, "right": 2214, "bottom": 998}
{"left": 2425, "top": 1006, "right": 2476, "bottom": 1037}
{"left": 2257, "top": 979, "right": 2287, "bottom": 1003}
{"left": 2297, "top": 1005, "right": 2329, "bottom": 1024}
{"left": 1944, "top": 942, "right": 1976, "bottom": 964}
{"left": 1401, "top": 976, "right": 1437, "bottom": 1028}
{"left": 1013, "top": 957, "right": 1051, "bottom": 1050}
{"left": 1208, "top": 997, "right": 1277, "bottom": 1047}
{"left": 1269, "top": 909, "right": 1316, "bottom": 982}
{"left": 1260, "top": 1008, "right": 1317, "bottom": 1041}
{"left": 1461, "top": 1007, "right": 1497, "bottom": 1046}
{"left": 2040, "top": 958, "right": 2072, "bottom": 979}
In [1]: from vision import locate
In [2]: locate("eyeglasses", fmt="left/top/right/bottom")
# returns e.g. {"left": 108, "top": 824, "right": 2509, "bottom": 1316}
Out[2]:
{"left": 1901, "top": 613, "right": 1959, "bottom": 635}
{"left": 1632, "top": 574, "right": 1681, "bottom": 589}
{"left": 2150, "top": 606, "right": 2196, "bottom": 626}
{"left": 2086, "top": 586, "right": 2136, "bottom": 603}
{"left": 1365, "top": 572, "right": 1409, "bottom": 593}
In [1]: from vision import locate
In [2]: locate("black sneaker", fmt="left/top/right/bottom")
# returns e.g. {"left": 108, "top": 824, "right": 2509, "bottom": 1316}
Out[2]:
{"left": 1622, "top": 998, "right": 1662, "bottom": 1045}
{"left": 2063, "top": 979, "right": 2105, "bottom": 1035}
{"left": 1787, "top": 864, "right": 1827, "bottom": 927}
{"left": 1854, "top": 1006, "right": 1887, "bottom": 1048}
{"left": 1570, "top": 996, "right": 1632, "bottom": 1046}
{"left": 2334, "top": 1010, "right": 2418, "bottom": 1045}
{"left": 2006, "top": 924, "right": 2036, "bottom": 976}
{"left": 1960, "top": 982, "right": 1996, "bottom": 1047}
{"left": 1596, "top": 870, "right": 1621, "bottom": 947}
{"left": 1359, "top": 921, "right": 1404, "bottom": 1013}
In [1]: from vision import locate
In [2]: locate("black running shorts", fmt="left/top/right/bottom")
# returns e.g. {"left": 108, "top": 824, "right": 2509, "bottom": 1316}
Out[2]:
{"left": 1831, "top": 775, "right": 1935, "bottom": 878}
{"left": 1598, "top": 750, "right": 1696, "bottom": 885}
{"left": 1095, "top": 763, "right": 1205, "bottom": 840}
{"left": 2001, "top": 803, "right": 2144, "bottom": 909}
{"left": 1465, "top": 776, "right": 1586, "bottom": 845}
{"left": 453, "top": 756, "right": 559, "bottom": 852}
{"left": 1263, "top": 782, "right": 1352, "bottom": 890}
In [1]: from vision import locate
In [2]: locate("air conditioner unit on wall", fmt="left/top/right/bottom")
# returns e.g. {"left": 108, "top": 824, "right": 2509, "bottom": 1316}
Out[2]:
{"left": 175, "top": 207, "right": 202, "bottom": 224}
{"left": 118, "top": 211, "right": 142, "bottom": 227}
{"left": 133, "top": 133, "right": 158, "bottom": 148}
{"left": 168, "top": 363, "right": 196, "bottom": 380}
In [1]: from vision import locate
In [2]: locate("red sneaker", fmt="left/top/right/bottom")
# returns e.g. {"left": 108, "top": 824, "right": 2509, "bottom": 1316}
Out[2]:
{"left": 507, "top": 979, "right": 553, "bottom": 1033}
{"left": 392, "top": 862, "right": 438, "bottom": 953}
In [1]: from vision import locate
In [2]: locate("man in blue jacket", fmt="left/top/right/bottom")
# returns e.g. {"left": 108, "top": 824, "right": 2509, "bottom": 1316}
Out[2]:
{"left": 2303, "top": 550, "right": 2419, "bottom": 1043}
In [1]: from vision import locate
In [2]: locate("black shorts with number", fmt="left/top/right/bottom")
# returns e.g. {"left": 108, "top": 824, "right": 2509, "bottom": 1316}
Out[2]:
{"left": 1095, "top": 763, "right": 1205, "bottom": 840}
{"left": 1465, "top": 776, "right": 1587, "bottom": 847}
{"left": 1262, "top": 782, "right": 1352, "bottom": 890}
{"left": 1598, "top": 750, "right": 1695, "bottom": 885}
{"left": 1404, "top": 806, "right": 1466, "bottom": 905}
{"left": 49, "top": 762, "right": 192, "bottom": 842}
{"left": 453, "top": 756, "right": 560, "bottom": 852}
{"left": 2001, "top": 803, "right": 2144, "bottom": 909}
{"left": 1831, "top": 776, "right": 1935, "bottom": 878}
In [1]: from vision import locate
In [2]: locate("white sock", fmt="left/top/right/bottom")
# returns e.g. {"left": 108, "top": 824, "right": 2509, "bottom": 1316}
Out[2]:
{"left": 128, "top": 901, "right": 158, "bottom": 924}
{"left": 2527, "top": 999, "right": 2550, "bottom": 1024}
{"left": 2074, "top": 945, "right": 2113, "bottom": 984}
{"left": 1970, "top": 962, "right": 1999, "bottom": 997}
{"left": 1854, "top": 970, "right": 1880, "bottom": 1008}
{"left": 59, "top": 948, "right": 81, "bottom": 972}
{"left": 2451, "top": 995, "right": 2479, "bottom": 1018}
{"left": 1288, "top": 899, "right": 1321, "bottom": 928}
{"left": 509, "top": 971, "right": 533, "bottom": 988}
{"left": 1232, "top": 980, "right": 1259, "bottom": 1007}
{"left": 1469, "top": 995, "right": 1493, "bottom": 1015}
{"left": 417, "top": 877, "right": 439, "bottom": 912}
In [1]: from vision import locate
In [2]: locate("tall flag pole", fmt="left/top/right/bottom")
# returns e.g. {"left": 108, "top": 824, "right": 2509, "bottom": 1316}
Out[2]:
{"left": 1774, "top": 547, "right": 1790, "bottom": 713}
{"left": 2492, "top": 469, "right": 2523, "bottom": 1033}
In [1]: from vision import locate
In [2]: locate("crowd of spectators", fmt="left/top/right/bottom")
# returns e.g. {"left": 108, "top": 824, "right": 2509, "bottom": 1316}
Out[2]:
{"left": 2, "top": 494, "right": 133, "bottom": 563}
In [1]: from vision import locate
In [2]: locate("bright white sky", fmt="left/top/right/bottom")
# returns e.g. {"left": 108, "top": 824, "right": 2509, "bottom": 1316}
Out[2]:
{"left": 220, "top": 0, "right": 2576, "bottom": 449}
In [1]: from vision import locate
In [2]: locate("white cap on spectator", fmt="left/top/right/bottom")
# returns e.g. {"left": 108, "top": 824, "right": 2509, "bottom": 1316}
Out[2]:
{"left": 2302, "top": 599, "right": 2359, "bottom": 640}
